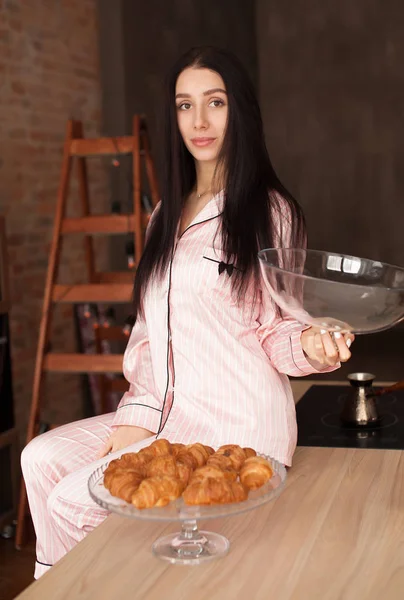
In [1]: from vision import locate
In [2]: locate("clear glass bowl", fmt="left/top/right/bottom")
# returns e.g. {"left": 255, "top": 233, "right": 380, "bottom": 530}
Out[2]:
{"left": 88, "top": 455, "right": 286, "bottom": 565}
{"left": 258, "top": 249, "right": 404, "bottom": 334}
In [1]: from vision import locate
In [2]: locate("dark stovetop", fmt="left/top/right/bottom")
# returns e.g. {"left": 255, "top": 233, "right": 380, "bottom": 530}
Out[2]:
{"left": 296, "top": 385, "right": 404, "bottom": 450}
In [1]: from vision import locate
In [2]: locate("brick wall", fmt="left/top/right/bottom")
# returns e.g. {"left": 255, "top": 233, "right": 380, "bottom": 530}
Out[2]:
{"left": 0, "top": 0, "right": 108, "bottom": 444}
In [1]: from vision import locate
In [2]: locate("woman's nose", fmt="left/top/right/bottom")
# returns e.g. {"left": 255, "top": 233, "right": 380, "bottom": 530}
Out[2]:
{"left": 193, "top": 107, "right": 208, "bottom": 130}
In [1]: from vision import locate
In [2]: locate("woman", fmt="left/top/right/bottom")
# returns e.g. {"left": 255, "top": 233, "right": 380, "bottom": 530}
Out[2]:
{"left": 21, "top": 46, "right": 353, "bottom": 578}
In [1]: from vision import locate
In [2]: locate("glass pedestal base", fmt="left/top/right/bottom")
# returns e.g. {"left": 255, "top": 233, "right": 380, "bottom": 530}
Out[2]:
{"left": 88, "top": 454, "right": 287, "bottom": 566}
{"left": 152, "top": 520, "right": 229, "bottom": 565}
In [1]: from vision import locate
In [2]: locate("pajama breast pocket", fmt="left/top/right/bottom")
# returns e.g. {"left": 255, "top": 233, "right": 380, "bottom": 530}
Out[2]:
{"left": 201, "top": 246, "right": 249, "bottom": 305}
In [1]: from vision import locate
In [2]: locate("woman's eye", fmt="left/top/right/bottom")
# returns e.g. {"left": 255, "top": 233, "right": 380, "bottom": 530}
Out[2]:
{"left": 209, "top": 99, "right": 224, "bottom": 108}
{"left": 178, "top": 102, "right": 191, "bottom": 111}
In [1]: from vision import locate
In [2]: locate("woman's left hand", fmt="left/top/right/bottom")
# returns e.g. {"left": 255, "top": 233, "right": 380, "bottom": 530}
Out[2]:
{"left": 300, "top": 328, "right": 355, "bottom": 367}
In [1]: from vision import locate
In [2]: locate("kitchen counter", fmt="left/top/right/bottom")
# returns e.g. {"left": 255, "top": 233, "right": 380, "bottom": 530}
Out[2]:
{"left": 16, "top": 442, "right": 404, "bottom": 600}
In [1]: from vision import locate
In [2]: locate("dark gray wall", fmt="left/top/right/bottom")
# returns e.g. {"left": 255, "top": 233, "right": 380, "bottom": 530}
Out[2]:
{"left": 257, "top": 0, "right": 404, "bottom": 267}
{"left": 98, "top": 0, "right": 403, "bottom": 264}
{"left": 96, "top": 0, "right": 257, "bottom": 273}
{"left": 98, "top": 0, "right": 257, "bottom": 177}
{"left": 122, "top": 0, "right": 257, "bottom": 145}
{"left": 257, "top": 0, "right": 404, "bottom": 379}
{"left": 96, "top": 1, "right": 403, "bottom": 377}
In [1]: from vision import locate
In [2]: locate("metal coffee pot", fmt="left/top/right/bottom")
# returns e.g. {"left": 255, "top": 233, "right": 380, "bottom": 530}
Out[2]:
{"left": 340, "top": 373, "right": 380, "bottom": 427}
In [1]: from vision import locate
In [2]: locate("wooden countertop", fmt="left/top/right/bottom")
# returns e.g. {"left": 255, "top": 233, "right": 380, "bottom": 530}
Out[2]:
{"left": 16, "top": 443, "right": 404, "bottom": 600}
{"left": 16, "top": 381, "right": 403, "bottom": 599}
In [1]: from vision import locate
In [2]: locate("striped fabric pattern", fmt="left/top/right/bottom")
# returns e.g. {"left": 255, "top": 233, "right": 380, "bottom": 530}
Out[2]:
{"left": 21, "top": 415, "right": 155, "bottom": 578}
{"left": 113, "top": 192, "right": 337, "bottom": 463}
{"left": 21, "top": 192, "right": 337, "bottom": 578}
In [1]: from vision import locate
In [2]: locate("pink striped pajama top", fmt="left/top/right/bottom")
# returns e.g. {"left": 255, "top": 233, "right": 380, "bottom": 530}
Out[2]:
{"left": 111, "top": 193, "right": 335, "bottom": 466}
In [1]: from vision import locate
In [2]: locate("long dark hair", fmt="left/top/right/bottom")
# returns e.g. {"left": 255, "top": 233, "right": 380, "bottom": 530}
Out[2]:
{"left": 133, "top": 45, "right": 306, "bottom": 320}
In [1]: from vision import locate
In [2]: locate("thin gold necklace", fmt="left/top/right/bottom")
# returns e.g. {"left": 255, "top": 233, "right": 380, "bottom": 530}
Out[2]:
{"left": 196, "top": 188, "right": 212, "bottom": 199}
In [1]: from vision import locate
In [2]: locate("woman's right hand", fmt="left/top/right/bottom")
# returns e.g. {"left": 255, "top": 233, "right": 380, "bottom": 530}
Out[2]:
{"left": 98, "top": 425, "right": 154, "bottom": 458}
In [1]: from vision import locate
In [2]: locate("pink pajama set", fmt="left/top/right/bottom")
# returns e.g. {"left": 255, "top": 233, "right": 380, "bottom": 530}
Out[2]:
{"left": 21, "top": 192, "right": 336, "bottom": 578}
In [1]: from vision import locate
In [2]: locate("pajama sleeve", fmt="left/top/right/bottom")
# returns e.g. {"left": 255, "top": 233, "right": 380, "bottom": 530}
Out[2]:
{"left": 111, "top": 202, "right": 162, "bottom": 431}
{"left": 110, "top": 317, "right": 162, "bottom": 431}
{"left": 256, "top": 195, "right": 340, "bottom": 377}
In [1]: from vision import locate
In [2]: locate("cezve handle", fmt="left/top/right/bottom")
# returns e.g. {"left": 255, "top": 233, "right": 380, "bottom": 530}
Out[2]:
{"left": 367, "top": 380, "right": 404, "bottom": 397}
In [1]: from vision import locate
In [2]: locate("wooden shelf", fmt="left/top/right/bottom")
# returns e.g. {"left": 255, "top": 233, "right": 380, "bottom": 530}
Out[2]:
{"left": 69, "top": 136, "right": 144, "bottom": 157}
{"left": 52, "top": 284, "right": 132, "bottom": 303}
{"left": 95, "top": 271, "right": 134, "bottom": 284}
{"left": 95, "top": 325, "right": 130, "bottom": 342}
{"left": 44, "top": 353, "right": 124, "bottom": 373}
{"left": 61, "top": 213, "right": 149, "bottom": 235}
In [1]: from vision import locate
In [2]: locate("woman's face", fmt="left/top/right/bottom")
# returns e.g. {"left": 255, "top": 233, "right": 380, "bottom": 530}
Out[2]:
{"left": 175, "top": 67, "right": 228, "bottom": 165}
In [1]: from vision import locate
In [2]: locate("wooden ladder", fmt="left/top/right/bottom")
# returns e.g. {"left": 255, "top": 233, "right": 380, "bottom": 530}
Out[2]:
{"left": 15, "top": 115, "right": 159, "bottom": 548}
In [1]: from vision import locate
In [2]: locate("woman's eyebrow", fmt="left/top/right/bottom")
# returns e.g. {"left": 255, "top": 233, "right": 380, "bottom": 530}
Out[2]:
{"left": 175, "top": 88, "right": 227, "bottom": 99}
{"left": 203, "top": 88, "right": 227, "bottom": 96}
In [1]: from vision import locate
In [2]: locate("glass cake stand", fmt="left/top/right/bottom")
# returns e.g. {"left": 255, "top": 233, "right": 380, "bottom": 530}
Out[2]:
{"left": 258, "top": 249, "right": 404, "bottom": 334}
{"left": 88, "top": 455, "right": 286, "bottom": 565}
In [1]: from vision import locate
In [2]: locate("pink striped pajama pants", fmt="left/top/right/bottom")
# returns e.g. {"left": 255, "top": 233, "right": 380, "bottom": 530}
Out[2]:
{"left": 21, "top": 413, "right": 155, "bottom": 579}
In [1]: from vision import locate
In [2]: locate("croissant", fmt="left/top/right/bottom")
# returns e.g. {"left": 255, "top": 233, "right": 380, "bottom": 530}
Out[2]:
{"left": 103, "top": 458, "right": 120, "bottom": 476}
{"left": 103, "top": 465, "right": 117, "bottom": 489}
{"left": 220, "top": 467, "right": 238, "bottom": 482}
{"left": 148, "top": 439, "right": 172, "bottom": 457}
{"left": 104, "top": 462, "right": 144, "bottom": 487}
{"left": 171, "top": 443, "right": 186, "bottom": 457}
{"left": 133, "top": 447, "right": 155, "bottom": 465}
{"left": 183, "top": 477, "right": 247, "bottom": 506}
{"left": 239, "top": 456, "right": 273, "bottom": 490}
{"left": 146, "top": 455, "right": 177, "bottom": 478}
{"left": 105, "top": 470, "right": 143, "bottom": 502}
{"left": 104, "top": 441, "right": 266, "bottom": 508}
{"left": 189, "top": 465, "right": 227, "bottom": 484}
{"left": 104, "top": 455, "right": 129, "bottom": 474}
{"left": 145, "top": 455, "right": 192, "bottom": 486}
{"left": 231, "top": 481, "right": 248, "bottom": 502}
{"left": 192, "top": 462, "right": 238, "bottom": 483}
{"left": 207, "top": 454, "right": 233, "bottom": 471}
{"left": 117, "top": 452, "right": 141, "bottom": 464}
{"left": 206, "top": 455, "right": 238, "bottom": 481}
{"left": 215, "top": 444, "right": 247, "bottom": 471}
{"left": 183, "top": 477, "right": 233, "bottom": 505}
{"left": 186, "top": 443, "right": 213, "bottom": 466}
{"left": 111, "top": 453, "right": 148, "bottom": 473}
{"left": 103, "top": 459, "right": 140, "bottom": 489}
{"left": 176, "top": 462, "right": 193, "bottom": 486}
{"left": 154, "top": 477, "right": 184, "bottom": 507}
{"left": 176, "top": 443, "right": 211, "bottom": 470}
{"left": 175, "top": 450, "right": 198, "bottom": 470}
{"left": 131, "top": 475, "right": 183, "bottom": 509}
{"left": 243, "top": 447, "right": 257, "bottom": 459}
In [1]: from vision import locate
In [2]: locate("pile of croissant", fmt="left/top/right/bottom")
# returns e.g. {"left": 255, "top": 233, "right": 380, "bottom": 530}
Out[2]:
{"left": 103, "top": 439, "right": 273, "bottom": 509}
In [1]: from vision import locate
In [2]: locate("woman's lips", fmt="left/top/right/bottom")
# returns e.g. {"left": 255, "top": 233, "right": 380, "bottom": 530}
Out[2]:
{"left": 191, "top": 137, "right": 216, "bottom": 147}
